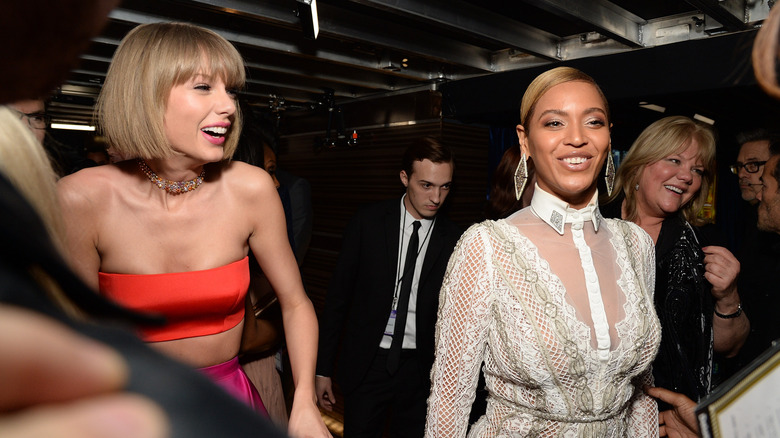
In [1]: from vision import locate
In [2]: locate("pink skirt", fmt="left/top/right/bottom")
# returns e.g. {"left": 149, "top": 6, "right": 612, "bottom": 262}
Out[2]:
{"left": 199, "top": 356, "right": 268, "bottom": 416}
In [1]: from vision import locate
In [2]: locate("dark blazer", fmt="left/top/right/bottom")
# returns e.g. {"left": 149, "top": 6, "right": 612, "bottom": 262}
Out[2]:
{"left": 316, "top": 198, "right": 462, "bottom": 394}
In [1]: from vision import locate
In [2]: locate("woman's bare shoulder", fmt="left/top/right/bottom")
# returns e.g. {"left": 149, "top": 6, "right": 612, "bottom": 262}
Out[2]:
{"left": 218, "top": 161, "right": 275, "bottom": 195}
{"left": 57, "top": 163, "right": 133, "bottom": 204}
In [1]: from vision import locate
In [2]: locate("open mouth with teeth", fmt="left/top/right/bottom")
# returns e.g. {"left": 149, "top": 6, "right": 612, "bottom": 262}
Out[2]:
{"left": 664, "top": 185, "right": 683, "bottom": 194}
{"left": 562, "top": 157, "right": 588, "bottom": 165}
{"left": 201, "top": 126, "right": 228, "bottom": 137}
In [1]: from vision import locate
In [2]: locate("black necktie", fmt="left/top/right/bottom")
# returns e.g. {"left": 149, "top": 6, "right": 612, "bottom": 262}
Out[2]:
{"left": 387, "top": 220, "right": 421, "bottom": 374}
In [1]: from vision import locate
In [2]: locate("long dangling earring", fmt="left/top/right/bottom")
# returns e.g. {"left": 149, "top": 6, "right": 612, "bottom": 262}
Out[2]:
{"left": 514, "top": 153, "right": 528, "bottom": 200}
{"left": 604, "top": 147, "right": 616, "bottom": 197}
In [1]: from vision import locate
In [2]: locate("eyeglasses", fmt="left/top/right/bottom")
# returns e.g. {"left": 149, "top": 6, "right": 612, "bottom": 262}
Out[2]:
{"left": 730, "top": 161, "right": 767, "bottom": 174}
{"left": 11, "top": 109, "right": 51, "bottom": 130}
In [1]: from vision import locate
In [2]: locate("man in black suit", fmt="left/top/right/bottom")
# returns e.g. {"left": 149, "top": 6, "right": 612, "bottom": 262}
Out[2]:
{"left": 315, "top": 137, "right": 462, "bottom": 437}
{"left": 739, "top": 141, "right": 780, "bottom": 367}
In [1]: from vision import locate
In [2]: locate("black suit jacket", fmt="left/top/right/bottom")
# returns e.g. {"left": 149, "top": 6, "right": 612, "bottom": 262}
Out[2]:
{"left": 316, "top": 198, "right": 462, "bottom": 394}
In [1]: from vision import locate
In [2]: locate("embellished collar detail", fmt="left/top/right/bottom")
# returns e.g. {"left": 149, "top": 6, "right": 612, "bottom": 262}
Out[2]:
{"left": 530, "top": 184, "right": 602, "bottom": 235}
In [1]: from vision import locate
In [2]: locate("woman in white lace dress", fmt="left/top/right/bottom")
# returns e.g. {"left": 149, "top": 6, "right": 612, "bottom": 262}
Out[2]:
{"left": 425, "top": 67, "right": 662, "bottom": 437}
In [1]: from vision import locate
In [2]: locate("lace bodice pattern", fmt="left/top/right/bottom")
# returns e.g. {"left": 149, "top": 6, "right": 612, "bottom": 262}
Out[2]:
{"left": 425, "top": 206, "right": 661, "bottom": 437}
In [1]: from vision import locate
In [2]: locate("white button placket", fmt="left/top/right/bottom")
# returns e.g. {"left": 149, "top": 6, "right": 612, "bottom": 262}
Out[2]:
{"left": 570, "top": 213, "right": 611, "bottom": 361}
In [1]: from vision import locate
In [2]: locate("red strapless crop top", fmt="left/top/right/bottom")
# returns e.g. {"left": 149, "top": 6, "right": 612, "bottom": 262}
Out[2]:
{"left": 98, "top": 257, "right": 249, "bottom": 342}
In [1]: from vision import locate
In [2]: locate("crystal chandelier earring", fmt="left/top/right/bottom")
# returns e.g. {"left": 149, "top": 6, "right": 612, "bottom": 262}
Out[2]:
{"left": 604, "top": 147, "right": 616, "bottom": 196}
{"left": 514, "top": 153, "right": 528, "bottom": 200}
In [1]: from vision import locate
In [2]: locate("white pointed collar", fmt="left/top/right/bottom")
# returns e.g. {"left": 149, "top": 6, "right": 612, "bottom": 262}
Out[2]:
{"left": 530, "top": 184, "right": 602, "bottom": 235}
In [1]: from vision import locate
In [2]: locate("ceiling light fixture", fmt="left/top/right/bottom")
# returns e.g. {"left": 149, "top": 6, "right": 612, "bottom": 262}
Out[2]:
{"left": 638, "top": 102, "right": 666, "bottom": 113}
{"left": 50, "top": 123, "right": 96, "bottom": 131}
{"left": 693, "top": 114, "right": 715, "bottom": 125}
{"left": 296, "top": 0, "right": 319, "bottom": 40}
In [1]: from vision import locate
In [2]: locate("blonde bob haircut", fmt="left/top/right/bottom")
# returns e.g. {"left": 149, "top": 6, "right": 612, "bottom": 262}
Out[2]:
{"left": 609, "top": 115, "right": 716, "bottom": 226}
{"left": 519, "top": 66, "right": 610, "bottom": 130}
{"left": 96, "top": 22, "right": 246, "bottom": 160}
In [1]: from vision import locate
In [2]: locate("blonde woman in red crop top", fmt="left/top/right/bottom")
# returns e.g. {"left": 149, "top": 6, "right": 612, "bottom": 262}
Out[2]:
{"left": 57, "top": 22, "right": 331, "bottom": 438}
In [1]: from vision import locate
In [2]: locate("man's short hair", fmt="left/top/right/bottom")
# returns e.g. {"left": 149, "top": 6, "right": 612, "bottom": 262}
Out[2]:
{"left": 736, "top": 128, "right": 772, "bottom": 147}
{"left": 401, "top": 137, "right": 454, "bottom": 177}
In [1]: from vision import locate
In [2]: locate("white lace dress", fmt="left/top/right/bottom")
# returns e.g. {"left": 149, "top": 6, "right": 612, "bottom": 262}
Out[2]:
{"left": 425, "top": 189, "right": 661, "bottom": 437}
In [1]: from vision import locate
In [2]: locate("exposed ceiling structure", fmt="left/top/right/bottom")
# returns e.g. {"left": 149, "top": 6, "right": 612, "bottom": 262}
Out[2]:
{"left": 52, "top": 0, "right": 774, "bottom": 131}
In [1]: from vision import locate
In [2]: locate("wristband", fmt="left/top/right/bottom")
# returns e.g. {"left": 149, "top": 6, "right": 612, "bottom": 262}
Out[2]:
{"left": 714, "top": 303, "right": 742, "bottom": 319}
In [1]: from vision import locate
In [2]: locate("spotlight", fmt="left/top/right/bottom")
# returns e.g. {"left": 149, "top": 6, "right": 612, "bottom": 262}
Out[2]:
{"left": 296, "top": 0, "right": 319, "bottom": 40}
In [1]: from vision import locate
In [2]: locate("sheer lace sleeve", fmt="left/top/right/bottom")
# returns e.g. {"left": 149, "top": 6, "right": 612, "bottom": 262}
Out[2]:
{"left": 425, "top": 224, "right": 494, "bottom": 438}
{"left": 626, "top": 367, "right": 659, "bottom": 436}
{"left": 625, "top": 222, "right": 660, "bottom": 436}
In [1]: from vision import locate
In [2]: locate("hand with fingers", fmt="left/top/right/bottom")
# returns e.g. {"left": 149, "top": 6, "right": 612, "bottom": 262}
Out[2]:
{"left": 0, "top": 304, "right": 168, "bottom": 438}
{"left": 646, "top": 386, "right": 699, "bottom": 438}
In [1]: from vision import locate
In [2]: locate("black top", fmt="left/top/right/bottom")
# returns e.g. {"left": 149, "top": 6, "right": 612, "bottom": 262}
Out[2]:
{"left": 601, "top": 195, "right": 714, "bottom": 404}
{"left": 736, "top": 202, "right": 780, "bottom": 369}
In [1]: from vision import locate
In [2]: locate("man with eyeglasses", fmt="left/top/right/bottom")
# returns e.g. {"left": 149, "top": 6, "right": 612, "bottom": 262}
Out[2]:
{"left": 731, "top": 132, "right": 780, "bottom": 372}
{"left": 8, "top": 97, "right": 77, "bottom": 176}
{"left": 8, "top": 98, "right": 49, "bottom": 143}
{"left": 732, "top": 129, "right": 772, "bottom": 204}
{"left": 730, "top": 129, "right": 775, "bottom": 251}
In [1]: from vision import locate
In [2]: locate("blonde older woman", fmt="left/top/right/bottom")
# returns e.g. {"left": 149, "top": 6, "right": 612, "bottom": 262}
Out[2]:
{"left": 602, "top": 116, "right": 748, "bottom": 436}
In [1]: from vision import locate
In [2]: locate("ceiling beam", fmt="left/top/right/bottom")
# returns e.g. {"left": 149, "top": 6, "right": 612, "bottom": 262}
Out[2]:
{"left": 521, "top": 0, "right": 644, "bottom": 47}
{"left": 684, "top": 0, "right": 749, "bottom": 31}
{"left": 108, "top": 8, "right": 483, "bottom": 92}
{"left": 345, "top": 0, "right": 560, "bottom": 60}
{"left": 116, "top": 1, "right": 499, "bottom": 73}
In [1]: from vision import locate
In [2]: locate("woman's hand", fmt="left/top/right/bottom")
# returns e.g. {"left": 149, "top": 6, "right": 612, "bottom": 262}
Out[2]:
{"left": 645, "top": 386, "right": 699, "bottom": 438}
{"left": 287, "top": 392, "right": 332, "bottom": 438}
{"left": 702, "top": 245, "right": 740, "bottom": 303}
{"left": 704, "top": 245, "right": 750, "bottom": 356}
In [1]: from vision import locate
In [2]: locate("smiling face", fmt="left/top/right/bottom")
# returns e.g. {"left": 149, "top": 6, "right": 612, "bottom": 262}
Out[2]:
{"left": 516, "top": 80, "right": 610, "bottom": 208}
{"left": 400, "top": 158, "right": 453, "bottom": 219}
{"left": 163, "top": 73, "right": 236, "bottom": 163}
{"left": 635, "top": 139, "right": 704, "bottom": 222}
